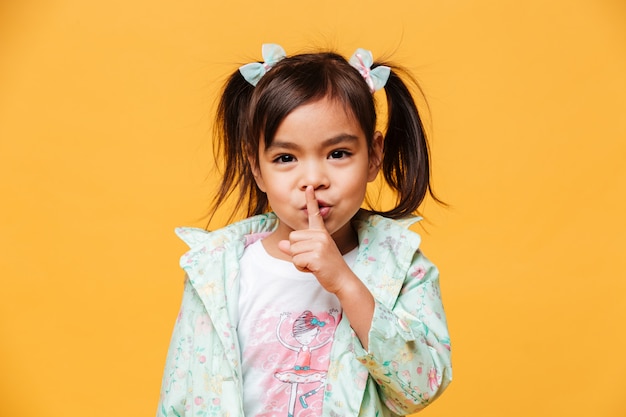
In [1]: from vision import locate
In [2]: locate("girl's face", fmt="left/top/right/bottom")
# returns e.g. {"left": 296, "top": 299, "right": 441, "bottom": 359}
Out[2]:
{"left": 294, "top": 327, "right": 319, "bottom": 346}
{"left": 251, "top": 96, "right": 382, "bottom": 254}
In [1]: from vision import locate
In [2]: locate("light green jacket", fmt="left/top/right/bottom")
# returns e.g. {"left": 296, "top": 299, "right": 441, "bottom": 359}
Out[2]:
{"left": 157, "top": 211, "right": 452, "bottom": 416}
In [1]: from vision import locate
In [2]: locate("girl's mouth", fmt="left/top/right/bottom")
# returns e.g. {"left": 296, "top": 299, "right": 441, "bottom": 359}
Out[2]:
{"left": 317, "top": 205, "right": 331, "bottom": 218}
{"left": 303, "top": 203, "right": 331, "bottom": 218}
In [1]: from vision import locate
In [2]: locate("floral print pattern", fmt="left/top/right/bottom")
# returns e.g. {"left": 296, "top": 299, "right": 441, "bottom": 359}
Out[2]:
{"left": 157, "top": 210, "right": 452, "bottom": 417}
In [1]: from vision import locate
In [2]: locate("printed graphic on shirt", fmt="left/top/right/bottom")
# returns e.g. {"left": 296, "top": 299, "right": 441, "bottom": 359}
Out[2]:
{"left": 242, "top": 308, "right": 339, "bottom": 417}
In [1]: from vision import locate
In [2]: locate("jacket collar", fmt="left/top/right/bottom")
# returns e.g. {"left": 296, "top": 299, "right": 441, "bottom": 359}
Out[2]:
{"left": 176, "top": 211, "right": 423, "bottom": 396}
{"left": 177, "top": 210, "right": 422, "bottom": 307}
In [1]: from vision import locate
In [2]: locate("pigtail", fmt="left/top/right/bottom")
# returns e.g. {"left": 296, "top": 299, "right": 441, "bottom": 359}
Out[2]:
{"left": 376, "top": 65, "right": 442, "bottom": 218}
{"left": 210, "top": 69, "right": 266, "bottom": 224}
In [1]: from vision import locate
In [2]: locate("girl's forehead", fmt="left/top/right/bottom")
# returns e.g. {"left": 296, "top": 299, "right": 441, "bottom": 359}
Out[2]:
{"left": 255, "top": 90, "right": 374, "bottom": 151}
{"left": 268, "top": 100, "right": 364, "bottom": 142}
{"left": 275, "top": 97, "right": 359, "bottom": 129}
{"left": 288, "top": 96, "right": 355, "bottom": 117}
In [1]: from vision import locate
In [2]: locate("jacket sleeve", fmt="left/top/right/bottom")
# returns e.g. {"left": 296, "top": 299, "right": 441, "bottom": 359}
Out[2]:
{"left": 352, "top": 250, "right": 452, "bottom": 414}
{"left": 157, "top": 276, "right": 202, "bottom": 417}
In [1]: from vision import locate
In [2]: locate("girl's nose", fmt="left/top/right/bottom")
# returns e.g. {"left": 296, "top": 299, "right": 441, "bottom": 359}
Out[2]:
{"left": 299, "top": 162, "right": 329, "bottom": 190}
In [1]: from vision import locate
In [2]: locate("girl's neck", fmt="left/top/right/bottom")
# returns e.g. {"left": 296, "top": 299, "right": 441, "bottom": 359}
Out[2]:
{"left": 331, "top": 223, "right": 359, "bottom": 254}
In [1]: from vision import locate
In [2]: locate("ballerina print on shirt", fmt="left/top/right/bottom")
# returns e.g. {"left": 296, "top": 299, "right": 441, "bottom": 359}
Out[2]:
{"left": 274, "top": 309, "right": 339, "bottom": 417}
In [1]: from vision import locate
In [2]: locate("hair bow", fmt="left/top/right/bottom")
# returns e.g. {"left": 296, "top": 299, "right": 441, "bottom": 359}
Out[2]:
{"left": 311, "top": 317, "right": 326, "bottom": 327}
{"left": 239, "top": 43, "right": 286, "bottom": 86}
{"left": 349, "top": 48, "right": 390, "bottom": 93}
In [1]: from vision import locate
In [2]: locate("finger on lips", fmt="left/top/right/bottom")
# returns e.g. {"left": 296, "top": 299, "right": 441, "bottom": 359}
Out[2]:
{"left": 306, "top": 185, "right": 325, "bottom": 230}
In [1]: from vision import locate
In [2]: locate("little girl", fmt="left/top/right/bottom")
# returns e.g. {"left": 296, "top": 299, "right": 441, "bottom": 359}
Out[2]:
{"left": 158, "top": 44, "right": 452, "bottom": 417}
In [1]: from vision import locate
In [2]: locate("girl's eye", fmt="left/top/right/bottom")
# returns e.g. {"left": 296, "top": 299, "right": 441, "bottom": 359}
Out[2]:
{"left": 329, "top": 150, "right": 350, "bottom": 159}
{"left": 273, "top": 154, "right": 295, "bottom": 163}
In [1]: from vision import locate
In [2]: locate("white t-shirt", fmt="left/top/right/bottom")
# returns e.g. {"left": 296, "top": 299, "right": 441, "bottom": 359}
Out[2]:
{"left": 237, "top": 239, "right": 357, "bottom": 417}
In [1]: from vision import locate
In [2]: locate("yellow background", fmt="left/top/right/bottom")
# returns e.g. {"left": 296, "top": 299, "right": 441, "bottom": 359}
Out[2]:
{"left": 1, "top": 0, "right": 625, "bottom": 416}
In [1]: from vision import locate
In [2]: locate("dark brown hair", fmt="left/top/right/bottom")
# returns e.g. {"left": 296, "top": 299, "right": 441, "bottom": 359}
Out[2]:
{"left": 211, "top": 50, "right": 440, "bottom": 223}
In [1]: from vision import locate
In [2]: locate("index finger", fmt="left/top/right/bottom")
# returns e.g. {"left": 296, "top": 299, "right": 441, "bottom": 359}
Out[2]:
{"left": 306, "top": 185, "right": 325, "bottom": 230}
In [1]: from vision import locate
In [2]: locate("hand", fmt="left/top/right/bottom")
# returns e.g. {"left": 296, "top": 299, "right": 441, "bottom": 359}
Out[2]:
{"left": 278, "top": 186, "right": 351, "bottom": 294}
{"left": 279, "top": 186, "right": 375, "bottom": 346}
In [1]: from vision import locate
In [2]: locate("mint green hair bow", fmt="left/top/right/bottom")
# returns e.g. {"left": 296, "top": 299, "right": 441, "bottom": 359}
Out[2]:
{"left": 239, "top": 43, "right": 286, "bottom": 86}
{"left": 349, "top": 48, "right": 390, "bottom": 93}
{"left": 311, "top": 317, "right": 326, "bottom": 327}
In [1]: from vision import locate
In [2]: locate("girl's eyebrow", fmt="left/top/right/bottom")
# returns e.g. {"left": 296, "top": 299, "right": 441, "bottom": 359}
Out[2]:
{"left": 266, "top": 134, "right": 360, "bottom": 152}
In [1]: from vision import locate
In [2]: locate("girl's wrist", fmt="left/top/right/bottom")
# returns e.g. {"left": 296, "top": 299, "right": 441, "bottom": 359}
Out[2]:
{"left": 334, "top": 271, "right": 372, "bottom": 304}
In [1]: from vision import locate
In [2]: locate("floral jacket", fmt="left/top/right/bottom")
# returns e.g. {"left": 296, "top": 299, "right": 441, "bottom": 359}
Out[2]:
{"left": 157, "top": 210, "right": 452, "bottom": 417}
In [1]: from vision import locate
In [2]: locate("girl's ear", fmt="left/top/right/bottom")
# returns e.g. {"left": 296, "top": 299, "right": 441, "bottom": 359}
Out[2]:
{"left": 367, "top": 131, "right": 384, "bottom": 182}
{"left": 248, "top": 153, "right": 267, "bottom": 192}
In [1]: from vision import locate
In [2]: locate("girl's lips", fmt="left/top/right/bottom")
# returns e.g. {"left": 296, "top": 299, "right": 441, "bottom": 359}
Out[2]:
{"left": 303, "top": 205, "right": 331, "bottom": 218}
{"left": 318, "top": 206, "right": 331, "bottom": 218}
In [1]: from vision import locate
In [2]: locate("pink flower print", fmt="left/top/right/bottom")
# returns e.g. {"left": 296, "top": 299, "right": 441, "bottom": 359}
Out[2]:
{"left": 410, "top": 266, "right": 426, "bottom": 280}
{"left": 441, "top": 338, "right": 451, "bottom": 351}
{"left": 356, "top": 370, "right": 368, "bottom": 389}
{"left": 198, "top": 355, "right": 206, "bottom": 364}
{"left": 195, "top": 315, "right": 212, "bottom": 335}
{"left": 361, "top": 255, "right": 377, "bottom": 267}
{"left": 194, "top": 396, "right": 204, "bottom": 405}
{"left": 417, "top": 366, "right": 423, "bottom": 375}
{"left": 428, "top": 368, "right": 439, "bottom": 391}
{"left": 401, "top": 370, "right": 411, "bottom": 381}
